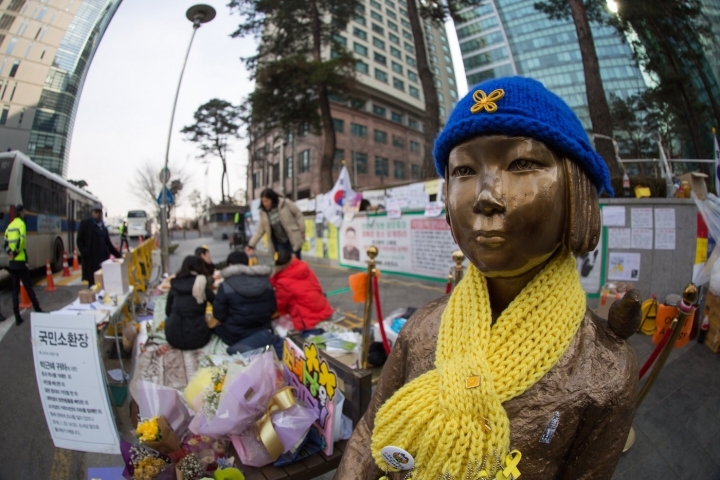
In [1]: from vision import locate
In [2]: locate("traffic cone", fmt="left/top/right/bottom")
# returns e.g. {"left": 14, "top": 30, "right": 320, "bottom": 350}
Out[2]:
{"left": 72, "top": 249, "right": 80, "bottom": 271}
{"left": 45, "top": 259, "right": 56, "bottom": 292}
{"left": 61, "top": 251, "right": 71, "bottom": 277}
{"left": 19, "top": 280, "right": 32, "bottom": 308}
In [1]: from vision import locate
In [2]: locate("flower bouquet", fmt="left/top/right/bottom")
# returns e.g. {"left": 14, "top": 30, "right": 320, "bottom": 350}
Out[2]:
{"left": 181, "top": 434, "right": 231, "bottom": 473}
{"left": 121, "top": 440, "right": 176, "bottom": 480}
{"left": 188, "top": 351, "right": 286, "bottom": 437}
{"left": 136, "top": 416, "right": 182, "bottom": 456}
{"left": 136, "top": 380, "right": 194, "bottom": 437}
{"left": 175, "top": 453, "right": 204, "bottom": 480}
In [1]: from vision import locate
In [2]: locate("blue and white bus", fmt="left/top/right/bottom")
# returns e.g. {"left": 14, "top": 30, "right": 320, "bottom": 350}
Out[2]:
{"left": 0, "top": 151, "right": 100, "bottom": 271}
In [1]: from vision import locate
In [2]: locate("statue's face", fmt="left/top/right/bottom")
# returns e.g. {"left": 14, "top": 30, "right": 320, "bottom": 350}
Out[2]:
{"left": 447, "top": 135, "right": 566, "bottom": 278}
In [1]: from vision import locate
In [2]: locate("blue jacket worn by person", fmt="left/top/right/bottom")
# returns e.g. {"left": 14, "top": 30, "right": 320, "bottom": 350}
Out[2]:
{"left": 164, "top": 274, "right": 215, "bottom": 350}
{"left": 212, "top": 263, "right": 276, "bottom": 346}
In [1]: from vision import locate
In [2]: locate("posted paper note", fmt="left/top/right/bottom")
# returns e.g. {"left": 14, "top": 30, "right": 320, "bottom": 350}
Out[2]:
{"left": 608, "top": 252, "right": 641, "bottom": 281}
{"left": 602, "top": 206, "right": 626, "bottom": 227}
{"left": 608, "top": 228, "right": 632, "bottom": 249}
{"left": 632, "top": 229, "right": 654, "bottom": 250}
{"left": 631, "top": 208, "right": 653, "bottom": 229}
{"left": 654, "top": 208, "right": 676, "bottom": 229}
{"left": 655, "top": 229, "right": 676, "bottom": 250}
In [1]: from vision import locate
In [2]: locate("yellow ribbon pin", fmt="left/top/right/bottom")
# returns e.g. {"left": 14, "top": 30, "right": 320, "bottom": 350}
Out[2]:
{"left": 470, "top": 88, "right": 505, "bottom": 114}
{"left": 495, "top": 450, "right": 522, "bottom": 480}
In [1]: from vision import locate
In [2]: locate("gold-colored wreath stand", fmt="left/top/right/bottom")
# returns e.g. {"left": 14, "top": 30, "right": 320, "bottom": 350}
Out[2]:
{"left": 360, "top": 246, "right": 379, "bottom": 371}
{"left": 623, "top": 283, "right": 698, "bottom": 452}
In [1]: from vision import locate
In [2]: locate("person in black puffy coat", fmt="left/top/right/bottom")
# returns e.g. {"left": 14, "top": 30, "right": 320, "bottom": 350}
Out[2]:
{"left": 164, "top": 256, "right": 215, "bottom": 350}
{"left": 212, "top": 251, "right": 278, "bottom": 354}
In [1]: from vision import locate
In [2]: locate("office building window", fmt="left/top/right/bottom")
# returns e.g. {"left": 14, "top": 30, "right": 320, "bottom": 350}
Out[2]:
{"left": 401, "top": 18, "right": 410, "bottom": 28}
{"left": 404, "top": 42, "right": 414, "bottom": 53}
{"left": 393, "top": 77, "right": 404, "bottom": 91}
{"left": 372, "top": 23, "right": 384, "bottom": 34}
{"left": 403, "top": 30, "right": 412, "bottom": 40}
{"left": 431, "top": 54, "right": 438, "bottom": 64}
{"left": 442, "top": 44, "right": 450, "bottom": 53}
{"left": 394, "top": 160, "right": 405, "bottom": 179}
{"left": 356, "top": 4, "right": 365, "bottom": 14}
{"left": 252, "top": 172, "right": 259, "bottom": 189}
{"left": 406, "top": 55, "right": 416, "bottom": 67}
{"left": 448, "top": 76, "right": 456, "bottom": 86}
{"left": 272, "top": 163, "right": 280, "bottom": 182}
{"left": 5, "top": 37, "right": 17, "bottom": 54}
{"left": 299, "top": 150, "right": 311, "bottom": 172}
{"left": 446, "top": 65, "right": 453, "bottom": 75}
{"left": 36, "top": 5, "right": 47, "bottom": 20}
{"left": 374, "top": 129, "right": 388, "bottom": 143}
{"left": 354, "top": 42, "right": 368, "bottom": 56}
{"left": 387, "top": 10, "right": 396, "bottom": 19}
{"left": 410, "top": 140, "right": 420, "bottom": 153}
{"left": 390, "top": 46, "right": 401, "bottom": 58}
{"left": 333, "top": 149, "right": 344, "bottom": 170}
{"left": 429, "top": 43, "right": 436, "bottom": 52}
{"left": 389, "top": 33, "right": 399, "bottom": 45}
{"left": 375, "top": 156, "right": 389, "bottom": 176}
{"left": 370, "top": 0, "right": 381, "bottom": 8}
{"left": 392, "top": 61, "right": 403, "bottom": 74}
{"left": 392, "top": 136, "right": 404, "bottom": 149}
{"left": 9, "top": 60, "right": 19, "bottom": 77}
{"left": 353, "top": 27, "right": 367, "bottom": 40}
{"left": 353, "top": 13, "right": 366, "bottom": 25}
{"left": 440, "top": 34, "right": 447, "bottom": 44}
{"left": 450, "top": 89, "right": 457, "bottom": 99}
{"left": 426, "top": 32, "right": 435, "bottom": 42}
{"left": 439, "top": 106, "right": 446, "bottom": 117}
{"left": 388, "top": 20, "right": 398, "bottom": 32}
{"left": 386, "top": 0, "right": 395, "bottom": 8}
{"left": 0, "top": 105, "right": 8, "bottom": 125}
{"left": 409, "top": 86, "right": 419, "bottom": 98}
{"left": 374, "top": 52, "right": 386, "bottom": 65}
{"left": 408, "top": 70, "right": 417, "bottom": 82}
{"left": 352, "top": 151, "right": 368, "bottom": 173}
{"left": 17, "top": 107, "right": 24, "bottom": 127}
{"left": 432, "top": 66, "right": 440, "bottom": 75}
{"left": 391, "top": 111, "right": 403, "bottom": 123}
{"left": 375, "top": 68, "right": 388, "bottom": 82}
{"left": 356, "top": 60, "right": 369, "bottom": 74}
{"left": 334, "top": 34, "right": 347, "bottom": 46}
{"left": 351, "top": 123, "right": 367, "bottom": 137}
{"left": 411, "top": 164, "right": 420, "bottom": 179}
{"left": 371, "top": 11, "right": 382, "bottom": 21}
{"left": 408, "top": 119, "right": 420, "bottom": 130}
{"left": 286, "top": 156, "right": 293, "bottom": 178}
{"left": 373, "top": 104, "right": 386, "bottom": 117}
{"left": 435, "top": 78, "right": 442, "bottom": 88}
{"left": 400, "top": 7, "right": 407, "bottom": 15}
{"left": 333, "top": 118, "right": 344, "bottom": 132}
{"left": 444, "top": 54, "right": 452, "bottom": 64}
{"left": 0, "top": 14, "right": 16, "bottom": 30}
{"left": 299, "top": 122, "right": 309, "bottom": 136}
{"left": 373, "top": 36, "right": 385, "bottom": 50}
{"left": 437, "top": 91, "right": 444, "bottom": 102}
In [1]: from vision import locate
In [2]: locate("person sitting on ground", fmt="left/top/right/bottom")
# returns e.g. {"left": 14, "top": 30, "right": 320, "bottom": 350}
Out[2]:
{"left": 271, "top": 250, "right": 334, "bottom": 331}
{"left": 212, "top": 251, "right": 279, "bottom": 356}
{"left": 164, "top": 256, "right": 216, "bottom": 351}
{"left": 195, "top": 245, "right": 216, "bottom": 276}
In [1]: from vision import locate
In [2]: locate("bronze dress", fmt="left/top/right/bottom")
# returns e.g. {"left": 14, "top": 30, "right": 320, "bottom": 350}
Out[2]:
{"left": 335, "top": 297, "right": 638, "bottom": 480}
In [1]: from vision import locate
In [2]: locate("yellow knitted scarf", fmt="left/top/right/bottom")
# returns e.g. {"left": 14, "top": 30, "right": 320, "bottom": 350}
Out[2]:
{"left": 371, "top": 248, "right": 585, "bottom": 479}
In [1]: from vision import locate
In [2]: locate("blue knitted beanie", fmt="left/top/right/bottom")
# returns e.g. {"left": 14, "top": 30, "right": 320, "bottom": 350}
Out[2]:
{"left": 433, "top": 76, "right": 613, "bottom": 195}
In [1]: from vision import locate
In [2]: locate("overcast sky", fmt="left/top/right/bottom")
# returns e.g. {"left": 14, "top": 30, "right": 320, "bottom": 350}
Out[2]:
{"left": 68, "top": 0, "right": 467, "bottom": 221}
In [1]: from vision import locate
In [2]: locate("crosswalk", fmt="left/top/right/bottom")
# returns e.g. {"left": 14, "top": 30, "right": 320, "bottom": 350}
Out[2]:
{"left": 35, "top": 270, "right": 86, "bottom": 287}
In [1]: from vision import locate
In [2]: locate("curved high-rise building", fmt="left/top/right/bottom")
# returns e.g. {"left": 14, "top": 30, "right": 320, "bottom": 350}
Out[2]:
{"left": 0, "top": 0, "right": 121, "bottom": 176}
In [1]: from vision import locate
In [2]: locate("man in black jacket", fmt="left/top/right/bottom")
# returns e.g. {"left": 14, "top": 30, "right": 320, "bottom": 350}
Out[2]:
{"left": 77, "top": 203, "right": 121, "bottom": 285}
{"left": 212, "top": 251, "right": 279, "bottom": 355}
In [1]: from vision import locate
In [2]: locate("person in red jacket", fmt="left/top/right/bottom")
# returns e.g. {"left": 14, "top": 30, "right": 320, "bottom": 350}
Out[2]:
{"left": 271, "top": 250, "right": 334, "bottom": 330}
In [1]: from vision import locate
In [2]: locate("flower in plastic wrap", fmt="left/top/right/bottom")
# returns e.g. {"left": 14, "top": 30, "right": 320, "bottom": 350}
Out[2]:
{"left": 181, "top": 434, "right": 228, "bottom": 472}
{"left": 137, "top": 380, "right": 194, "bottom": 436}
{"left": 135, "top": 416, "right": 182, "bottom": 456}
{"left": 189, "top": 352, "right": 286, "bottom": 437}
{"left": 176, "top": 453, "right": 203, "bottom": 480}
{"left": 120, "top": 440, "right": 175, "bottom": 480}
{"left": 183, "top": 368, "right": 215, "bottom": 409}
{"left": 137, "top": 417, "right": 161, "bottom": 443}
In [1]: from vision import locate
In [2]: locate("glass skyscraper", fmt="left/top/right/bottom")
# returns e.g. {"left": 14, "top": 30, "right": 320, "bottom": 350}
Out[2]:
{"left": 0, "top": 0, "right": 121, "bottom": 176}
{"left": 455, "top": 0, "right": 646, "bottom": 129}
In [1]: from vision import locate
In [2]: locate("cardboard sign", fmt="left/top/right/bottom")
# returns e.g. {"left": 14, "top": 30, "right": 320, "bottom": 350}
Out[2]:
{"left": 652, "top": 304, "right": 694, "bottom": 349}
{"left": 31, "top": 313, "right": 120, "bottom": 454}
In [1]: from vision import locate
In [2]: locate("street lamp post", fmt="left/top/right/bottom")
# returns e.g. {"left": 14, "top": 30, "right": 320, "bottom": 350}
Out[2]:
{"left": 160, "top": 4, "right": 216, "bottom": 274}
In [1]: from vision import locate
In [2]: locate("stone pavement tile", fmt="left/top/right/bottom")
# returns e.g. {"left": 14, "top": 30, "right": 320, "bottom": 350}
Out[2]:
{"left": 634, "top": 402, "right": 684, "bottom": 447}
{"left": 705, "top": 431, "right": 720, "bottom": 466}
{"left": 612, "top": 449, "right": 678, "bottom": 480}
{"left": 656, "top": 426, "right": 719, "bottom": 479}
{"left": 663, "top": 387, "right": 702, "bottom": 425}
{"left": 686, "top": 406, "right": 720, "bottom": 449}
{"left": 614, "top": 424, "right": 656, "bottom": 475}
{"left": 642, "top": 364, "right": 688, "bottom": 403}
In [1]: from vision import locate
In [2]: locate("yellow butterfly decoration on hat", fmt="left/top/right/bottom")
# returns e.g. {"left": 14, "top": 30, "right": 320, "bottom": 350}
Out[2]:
{"left": 470, "top": 88, "right": 505, "bottom": 114}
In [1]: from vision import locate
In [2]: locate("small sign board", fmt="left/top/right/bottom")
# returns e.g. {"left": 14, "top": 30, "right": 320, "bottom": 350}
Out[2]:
{"left": 31, "top": 313, "right": 120, "bottom": 454}
{"left": 156, "top": 187, "right": 174, "bottom": 206}
{"left": 159, "top": 167, "right": 171, "bottom": 184}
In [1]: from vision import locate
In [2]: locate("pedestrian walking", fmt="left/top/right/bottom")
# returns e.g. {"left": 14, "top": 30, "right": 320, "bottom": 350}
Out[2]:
{"left": 119, "top": 221, "right": 130, "bottom": 252}
{"left": 246, "top": 188, "right": 305, "bottom": 260}
{"left": 3, "top": 205, "right": 42, "bottom": 325}
{"left": 77, "top": 203, "right": 121, "bottom": 285}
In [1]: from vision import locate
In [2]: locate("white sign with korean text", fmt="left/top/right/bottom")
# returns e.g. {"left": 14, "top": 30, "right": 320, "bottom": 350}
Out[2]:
{"left": 31, "top": 313, "right": 120, "bottom": 454}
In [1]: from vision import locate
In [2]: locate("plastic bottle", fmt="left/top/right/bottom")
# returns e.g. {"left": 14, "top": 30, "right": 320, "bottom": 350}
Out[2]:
{"left": 698, "top": 314, "right": 709, "bottom": 344}
{"left": 623, "top": 171, "right": 631, "bottom": 197}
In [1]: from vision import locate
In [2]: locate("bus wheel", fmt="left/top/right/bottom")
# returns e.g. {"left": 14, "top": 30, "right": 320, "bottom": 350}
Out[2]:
{"left": 51, "top": 239, "right": 64, "bottom": 273}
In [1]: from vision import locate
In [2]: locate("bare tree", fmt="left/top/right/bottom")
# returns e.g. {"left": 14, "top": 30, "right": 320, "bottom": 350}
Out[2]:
{"left": 131, "top": 162, "right": 189, "bottom": 220}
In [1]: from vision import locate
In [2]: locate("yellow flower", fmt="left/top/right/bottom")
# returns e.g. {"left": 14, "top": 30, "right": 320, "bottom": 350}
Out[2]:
{"left": 318, "top": 360, "right": 337, "bottom": 399}
{"left": 136, "top": 417, "right": 160, "bottom": 442}
{"left": 304, "top": 344, "right": 320, "bottom": 374}
{"left": 214, "top": 380, "right": 224, "bottom": 393}
{"left": 158, "top": 321, "right": 165, "bottom": 330}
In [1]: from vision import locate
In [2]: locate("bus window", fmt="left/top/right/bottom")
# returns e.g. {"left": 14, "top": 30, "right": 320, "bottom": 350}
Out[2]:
{"left": 128, "top": 211, "right": 147, "bottom": 218}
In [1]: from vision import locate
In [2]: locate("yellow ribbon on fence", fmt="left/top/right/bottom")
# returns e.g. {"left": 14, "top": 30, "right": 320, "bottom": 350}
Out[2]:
{"left": 256, "top": 386, "right": 297, "bottom": 460}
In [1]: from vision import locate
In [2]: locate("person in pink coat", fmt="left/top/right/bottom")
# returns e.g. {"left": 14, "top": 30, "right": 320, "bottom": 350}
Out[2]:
{"left": 271, "top": 250, "right": 334, "bottom": 330}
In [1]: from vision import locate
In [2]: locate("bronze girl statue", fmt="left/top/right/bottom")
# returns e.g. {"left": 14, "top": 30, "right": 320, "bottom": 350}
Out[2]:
{"left": 336, "top": 77, "right": 639, "bottom": 480}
